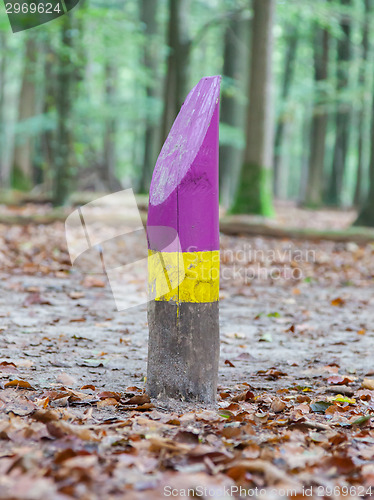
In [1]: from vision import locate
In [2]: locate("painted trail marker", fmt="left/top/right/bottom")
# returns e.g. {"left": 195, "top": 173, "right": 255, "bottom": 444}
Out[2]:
{"left": 147, "top": 76, "right": 221, "bottom": 403}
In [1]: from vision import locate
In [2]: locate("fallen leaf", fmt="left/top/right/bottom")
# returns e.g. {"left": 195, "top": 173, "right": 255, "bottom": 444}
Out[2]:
{"left": 271, "top": 398, "right": 286, "bottom": 413}
{"left": 97, "top": 398, "right": 119, "bottom": 408}
{"left": 56, "top": 372, "right": 77, "bottom": 387}
{"left": 4, "top": 380, "right": 35, "bottom": 390}
{"left": 362, "top": 379, "right": 374, "bottom": 390}
{"left": 122, "top": 394, "right": 150, "bottom": 405}
{"left": 232, "top": 390, "right": 255, "bottom": 402}
{"left": 310, "top": 401, "right": 333, "bottom": 413}
{"left": 331, "top": 297, "right": 345, "bottom": 307}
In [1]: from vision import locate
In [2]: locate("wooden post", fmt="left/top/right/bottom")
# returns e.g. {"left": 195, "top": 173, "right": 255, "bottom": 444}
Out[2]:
{"left": 147, "top": 76, "right": 221, "bottom": 404}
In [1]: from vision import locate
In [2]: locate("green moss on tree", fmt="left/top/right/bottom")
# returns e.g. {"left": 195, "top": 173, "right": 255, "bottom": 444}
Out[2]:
{"left": 11, "top": 166, "right": 32, "bottom": 192}
{"left": 230, "top": 162, "right": 274, "bottom": 216}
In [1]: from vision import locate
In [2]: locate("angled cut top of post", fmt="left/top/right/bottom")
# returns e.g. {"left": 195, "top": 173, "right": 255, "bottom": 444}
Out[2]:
{"left": 148, "top": 76, "right": 221, "bottom": 253}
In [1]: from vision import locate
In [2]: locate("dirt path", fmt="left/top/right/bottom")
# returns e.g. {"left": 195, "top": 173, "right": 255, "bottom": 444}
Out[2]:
{"left": 1, "top": 221, "right": 374, "bottom": 498}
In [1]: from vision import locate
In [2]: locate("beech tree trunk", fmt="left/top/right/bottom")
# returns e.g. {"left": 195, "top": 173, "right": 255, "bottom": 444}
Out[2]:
{"left": 41, "top": 43, "right": 56, "bottom": 193}
{"left": 326, "top": 0, "right": 351, "bottom": 206}
{"left": 13, "top": 35, "right": 37, "bottom": 191}
{"left": 161, "top": 0, "right": 191, "bottom": 144}
{"left": 54, "top": 14, "right": 74, "bottom": 206}
{"left": 273, "top": 23, "right": 299, "bottom": 198}
{"left": 354, "top": 72, "right": 374, "bottom": 226}
{"left": 0, "top": 32, "right": 8, "bottom": 188}
{"left": 231, "top": 0, "right": 275, "bottom": 216}
{"left": 219, "top": 13, "right": 249, "bottom": 208}
{"left": 354, "top": 0, "right": 370, "bottom": 206}
{"left": 102, "top": 62, "right": 120, "bottom": 191}
{"left": 304, "top": 24, "right": 329, "bottom": 207}
{"left": 139, "top": 0, "right": 160, "bottom": 193}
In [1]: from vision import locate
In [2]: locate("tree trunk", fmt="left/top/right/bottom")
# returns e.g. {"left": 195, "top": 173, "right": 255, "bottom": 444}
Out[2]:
{"left": 326, "top": 0, "right": 351, "bottom": 206}
{"left": 139, "top": 0, "right": 160, "bottom": 193}
{"left": 231, "top": 0, "right": 275, "bottom": 216}
{"left": 354, "top": 69, "right": 374, "bottom": 226}
{"left": 0, "top": 32, "right": 8, "bottom": 188}
{"left": 304, "top": 24, "right": 329, "bottom": 207}
{"left": 102, "top": 62, "right": 121, "bottom": 191}
{"left": 354, "top": 0, "right": 370, "bottom": 206}
{"left": 41, "top": 44, "right": 56, "bottom": 194}
{"left": 53, "top": 14, "right": 74, "bottom": 206}
{"left": 219, "top": 13, "right": 249, "bottom": 208}
{"left": 273, "top": 23, "right": 299, "bottom": 198}
{"left": 12, "top": 34, "right": 37, "bottom": 191}
{"left": 160, "top": 0, "right": 191, "bottom": 144}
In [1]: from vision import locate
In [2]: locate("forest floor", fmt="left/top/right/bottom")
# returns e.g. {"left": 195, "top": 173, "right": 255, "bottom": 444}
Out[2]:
{"left": 1, "top": 203, "right": 374, "bottom": 499}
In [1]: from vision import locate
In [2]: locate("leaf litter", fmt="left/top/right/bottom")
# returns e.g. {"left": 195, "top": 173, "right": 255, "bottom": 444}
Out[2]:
{"left": 1, "top": 215, "right": 374, "bottom": 497}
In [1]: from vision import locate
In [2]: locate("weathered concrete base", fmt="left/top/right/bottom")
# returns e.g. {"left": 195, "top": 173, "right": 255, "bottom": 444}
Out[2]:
{"left": 147, "top": 301, "right": 219, "bottom": 404}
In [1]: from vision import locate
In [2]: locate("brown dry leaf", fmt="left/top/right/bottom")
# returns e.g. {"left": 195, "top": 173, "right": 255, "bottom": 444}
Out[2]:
{"left": 224, "top": 359, "right": 235, "bottom": 367}
{"left": 134, "top": 402, "right": 155, "bottom": 410}
{"left": 4, "top": 379, "right": 35, "bottom": 390}
{"left": 47, "top": 421, "right": 99, "bottom": 441}
{"left": 225, "top": 459, "right": 291, "bottom": 485}
{"left": 56, "top": 372, "right": 77, "bottom": 386}
{"left": 32, "top": 409, "right": 67, "bottom": 423}
{"left": 0, "top": 361, "right": 18, "bottom": 373}
{"left": 320, "top": 455, "right": 356, "bottom": 474}
{"left": 232, "top": 390, "right": 255, "bottom": 402}
{"left": 122, "top": 394, "right": 150, "bottom": 405}
{"left": 148, "top": 436, "right": 191, "bottom": 453}
{"left": 331, "top": 297, "right": 345, "bottom": 307}
{"left": 296, "top": 395, "right": 311, "bottom": 403}
{"left": 98, "top": 391, "right": 121, "bottom": 401}
{"left": 81, "top": 385, "right": 96, "bottom": 391}
{"left": 0, "top": 391, "right": 36, "bottom": 416}
{"left": 362, "top": 379, "right": 374, "bottom": 390}
{"left": 174, "top": 430, "right": 200, "bottom": 444}
{"left": 97, "top": 398, "right": 119, "bottom": 408}
{"left": 271, "top": 398, "right": 286, "bottom": 413}
{"left": 221, "top": 426, "right": 241, "bottom": 439}
{"left": 327, "top": 375, "right": 353, "bottom": 385}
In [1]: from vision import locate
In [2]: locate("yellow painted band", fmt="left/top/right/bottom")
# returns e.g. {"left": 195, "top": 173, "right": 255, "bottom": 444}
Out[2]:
{"left": 148, "top": 250, "right": 220, "bottom": 303}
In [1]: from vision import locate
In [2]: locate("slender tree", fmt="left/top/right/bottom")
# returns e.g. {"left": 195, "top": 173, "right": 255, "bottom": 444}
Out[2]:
{"left": 354, "top": 68, "right": 374, "bottom": 226}
{"left": 102, "top": 61, "right": 120, "bottom": 191}
{"left": 13, "top": 34, "right": 37, "bottom": 191}
{"left": 273, "top": 22, "right": 299, "bottom": 198}
{"left": 0, "top": 32, "right": 8, "bottom": 188}
{"left": 40, "top": 42, "right": 57, "bottom": 194}
{"left": 219, "top": 12, "right": 249, "bottom": 207}
{"left": 53, "top": 14, "right": 74, "bottom": 205}
{"left": 304, "top": 23, "right": 329, "bottom": 207}
{"left": 139, "top": 0, "right": 160, "bottom": 193}
{"left": 161, "top": 0, "right": 191, "bottom": 144}
{"left": 326, "top": 0, "right": 351, "bottom": 206}
{"left": 231, "top": 0, "right": 275, "bottom": 215}
{"left": 354, "top": 0, "right": 370, "bottom": 206}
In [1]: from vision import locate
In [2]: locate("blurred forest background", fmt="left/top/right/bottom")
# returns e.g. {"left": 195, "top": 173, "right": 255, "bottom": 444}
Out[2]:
{"left": 1, "top": 0, "right": 374, "bottom": 225}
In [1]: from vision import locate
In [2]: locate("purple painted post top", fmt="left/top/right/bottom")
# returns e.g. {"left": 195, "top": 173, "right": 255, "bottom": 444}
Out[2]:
{"left": 147, "top": 76, "right": 221, "bottom": 253}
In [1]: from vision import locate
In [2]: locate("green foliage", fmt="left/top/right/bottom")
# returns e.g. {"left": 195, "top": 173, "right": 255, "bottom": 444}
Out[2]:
{"left": 0, "top": 0, "right": 373, "bottom": 210}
